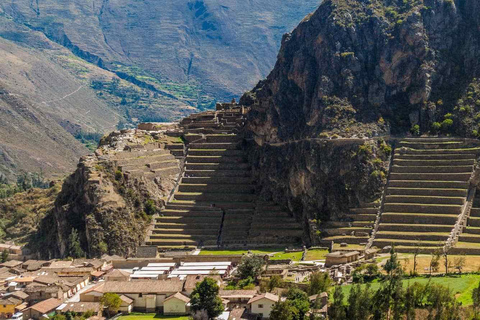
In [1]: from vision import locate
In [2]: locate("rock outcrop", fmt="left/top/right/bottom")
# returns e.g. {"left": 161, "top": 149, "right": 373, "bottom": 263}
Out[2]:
{"left": 241, "top": 0, "right": 480, "bottom": 240}
{"left": 34, "top": 130, "right": 181, "bottom": 258}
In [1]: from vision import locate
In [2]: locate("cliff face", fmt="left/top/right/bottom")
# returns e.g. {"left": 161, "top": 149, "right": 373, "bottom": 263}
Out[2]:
{"left": 34, "top": 130, "right": 180, "bottom": 258}
{"left": 241, "top": 0, "right": 480, "bottom": 233}
{"left": 243, "top": 0, "right": 480, "bottom": 141}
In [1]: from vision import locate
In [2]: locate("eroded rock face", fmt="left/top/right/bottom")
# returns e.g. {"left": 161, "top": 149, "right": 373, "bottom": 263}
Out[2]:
{"left": 35, "top": 131, "right": 179, "bottom": 258}
{"left": 246, "top": 139, "right": 390, "bottom": 244}
{"left": 242, "top": 0, "right": 480, "bottom": 141}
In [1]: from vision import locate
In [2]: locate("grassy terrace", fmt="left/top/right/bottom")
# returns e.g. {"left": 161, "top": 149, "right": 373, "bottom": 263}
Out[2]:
{"left": 199, "top": 248, "right": 328, "bottom": 261}
{"left": 119, "top": 314, "right": 189, "bottom": 320}
{"left": 338, "top": 274, "right": 480, "bottom": 305}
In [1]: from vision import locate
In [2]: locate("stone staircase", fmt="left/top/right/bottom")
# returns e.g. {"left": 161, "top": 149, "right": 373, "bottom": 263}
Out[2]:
{"left": 373, "top": 138, "right": 480, "bottom": 253}
{"left": 145, "top": 107, "right": 303, "bottom": 250}
{"left": 452, "top": 190, "right": 480, "bottom": 254}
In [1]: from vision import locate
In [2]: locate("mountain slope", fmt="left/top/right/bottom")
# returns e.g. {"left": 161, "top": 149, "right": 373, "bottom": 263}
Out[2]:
{"left": 0, "top": 0, "right": 321, "bottom": 101}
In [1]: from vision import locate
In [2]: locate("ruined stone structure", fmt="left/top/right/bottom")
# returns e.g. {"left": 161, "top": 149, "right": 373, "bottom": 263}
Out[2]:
{"left": 145, "top": 107, "right": 303, "bottom": 250}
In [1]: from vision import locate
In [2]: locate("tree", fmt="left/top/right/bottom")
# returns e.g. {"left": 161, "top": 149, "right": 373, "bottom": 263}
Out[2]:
{"left": 286, "top": 287, "right": 310, "bottom": 320}
{"left": 328, "top": 286, "right": 346, "bottom": 320}
{"left": 51, "top": 315, "right": 66, "bottom": 320}
{"left": 412, "top": 244, "right": 420, "bottom": 276}
{"left": 191, "top": 310, "right": 209, "bottom": 320}
{"left": 270, "top": 300, "right": 298, "bottom": 320}
{"left": 68, "top": 228, "right": 85, "bottom": 258}
{"left": 308, "top": 272, "right": 331, "bottom": 295}
{"left": 237, "top": 254, "right": 265, "bottom": 279}
{"left": 101, "top": 293, "right": 122, "bottom": 317}
{"left": 430, "top": 249, "right": 441, "bottom": 275}
{"left": 1, "top": 249, "right": 8, "bottom": 263}
{"left": 384, "top": 246, "right": 402, "bottom": 277}
{"left": 267, "top": 275, "right": 284, "bottom": 292}
{"left": 453, "top": 256, "right": 466, "bottom": 274}
{"left": 473, "top": 281, "right": 480, "bottom": 319}
{"left": 190, "top": 277, "right": 224, "bottom": 318}
{"left": 347, "top": 284, "right": 373, "bottom": 320}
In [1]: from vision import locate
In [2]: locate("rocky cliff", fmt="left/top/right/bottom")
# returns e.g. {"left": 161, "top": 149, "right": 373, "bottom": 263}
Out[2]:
{"left": 33, "top": 130, "right": 181, "bottom": 258}
{"left": 242, "top": 0, "right": 480, "bottom": 237}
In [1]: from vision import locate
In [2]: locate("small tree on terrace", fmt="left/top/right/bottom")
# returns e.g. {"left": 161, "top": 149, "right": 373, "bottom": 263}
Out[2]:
{"left": 190, "top": 277, "right": 224, "bottom": 318}
{"left": 101, "top": 292, "right": 122, "bottom": 317}
{"left": 237, "top": 254, "right": 265, "bottom": 279}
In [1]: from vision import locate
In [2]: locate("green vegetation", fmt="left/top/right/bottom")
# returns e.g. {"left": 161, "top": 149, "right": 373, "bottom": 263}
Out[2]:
{"left": 119, "top": 314, "right": 189, "bottom": 320}
{"left": 0, "top": 172, "right": 50, "bottom": 199}
{"left": 101, "top": 293, "right": 122, "bottom": 317}
{"left": 199, "top": 248, "right": 286, "bottom": 255}
{"left": 238, "top": 254, "right": 266, "bottom": 279}
{"left": 190, "top": 277, "right": 224, "bottom": 318}
{"left": 67, "top": 228, "right": 85, "bottom": 259}
{"left": 270, "top": 251, "right": 303, "bottom": 261}
{"left": 305, "top": 249, "right": 329, "bottom": 260}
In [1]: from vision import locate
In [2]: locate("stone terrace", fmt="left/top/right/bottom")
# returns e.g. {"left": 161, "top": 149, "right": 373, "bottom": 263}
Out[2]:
{"left": 373, "top": 138, "right": 480, "bottom": 253}
{"left": 320, "top": 202, "right": 378, "bottom": 250}
{"left": 146, "top": 107, "right": 303, "bottom": 250}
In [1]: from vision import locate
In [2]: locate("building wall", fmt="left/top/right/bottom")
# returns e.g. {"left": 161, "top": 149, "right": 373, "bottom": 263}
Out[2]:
{"left": 251, "top": 299, "right": 276, "bottom": 319}
{"left": 0, "top": 304, "right": 16, "bottom": 318}
{"left": 164, "top": 299, "right": 187, "bottom": 315}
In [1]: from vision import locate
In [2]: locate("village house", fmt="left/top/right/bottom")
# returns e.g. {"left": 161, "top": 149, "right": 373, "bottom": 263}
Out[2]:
{"left": 22, "top": 261, "right": 51, "bottom": 272}
{"left": 219, "top": 290, "right": 257, "bottom": 309}
{"left": 247, "top": 293, "right": 280, "bottom": 319}
{"left": 104, "top": 269, "right": 131, "bottom": 282}
{"left": 163, "top": 292, "right": 190, "bottom": 315}
{"left": 80, "top": 280, "right": 185, "bottom": 313}
{"left": 0, "top": 243, "right": 23, "bottom": 256}
{"left": 24, "top": 298, "right": 63, "bottom": 320}
{"left": 0, "top": 296, "right": 23, "bottom": 318}
{"left": 56, "top": 302, "right": 103, "bottom": 318}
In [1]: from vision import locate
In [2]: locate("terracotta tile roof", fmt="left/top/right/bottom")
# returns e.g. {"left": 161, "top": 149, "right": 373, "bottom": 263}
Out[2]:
{"left": 219, "top": 290, "right": 257, "bottom": 298}
{"left": 0, "top": 260, "right": 23, "bottom": 268}
{"left": 47, "top": 261, "right": 73, "bottom": 269}
{"left": 81, "top": 283, "right": 105, "bottom": 295}
{"left": 10, "top": 291, "right": 29, "bottom": 300}
{"left": 29, "top": 298, "right": 63, "bottom": 314}
{"left": 91, "top": 271, "right": 105, "bottom": 278}
{"left": 165, "top": 292, "right": 190, "bottom": 304}
{"left": 248, "top": 293, "right": 280, "bottom": 304}
{"left": 59, "top": 302, "right": 102, "bottom": 313}
{"left": 105, "top": 269, "right": 131, "bottom": 279}
{"left": 102, "top": 280, "right": 184, "bottom": 294}
{"left": 119, "top": 295, "right": 133, "bottom": 305}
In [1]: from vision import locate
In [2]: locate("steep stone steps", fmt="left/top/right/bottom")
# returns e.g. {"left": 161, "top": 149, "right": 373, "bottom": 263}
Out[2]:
{"left": 188, "top": 149, "right": 244, "bottom": 156}
{"left": 178, "top": 184, "right": 255, "bottom": 193}
{"left": 390, "top": 172, "right": 472, "bottom": 181}
{"left": 184, "top": 169, "right": 251, "bottom": 177}
{"left": 380, "top": 213, "right": 458, "bottom": 224}
{"left": 383, "top": 203, "right": 462, "bottom": 214}
{"left": 388, "top": 180, "right": 469, "bottom": 189}
{"left": 170, "top": 200, "right": 256, "bottom": 209}
{"left": 186, "top": 156, "right": 245, "bottom": 163}
{"left": 375, "top": 231, "right": 450, "bottom": 241}
{"left": 152, "top": 228, "right": 219, "bottom": 235}
{"left": 159, "top": 210, "right": 223, "bottom": 217}
{"left": 373, "top": 238, "right": 445, "bottom": 248}
{"left": 186, "top": 163, "right": 250, "bottom": 170}
{"left": 378, "top": 223, "right": 453, "bottom": 233}
{"left": 324, "top": 227, "right": 372, "bottom": 236}
{"left": 174, "top": 192, "right": 256, "bottom": 202}
{"left": 397, "top": 153, "right": 476, "bottom": 160}
{"left": 387, "top": 188, "right": 467, "bottom": 197}
{"left": 189, "top": 142, "right": 240, "bottom": 150}
{"left": 182, "top": 177, "right": 252, "bottom": 184}
{"left": 393, "top": 159, "right": 474, "bottom": 166}
{"left": 398, "top": 141, "right": 465, "bottom": 149}
{"left": 400, "top": 148, "right": 480, "bottom": 154}
{"left": 391, "top": 165, "right": 473, "bottom": 173}
{"left": 385, "top": 195, "right": 465, "bottom": 205}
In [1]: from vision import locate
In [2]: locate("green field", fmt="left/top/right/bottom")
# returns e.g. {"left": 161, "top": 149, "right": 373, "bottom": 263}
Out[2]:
{"left": 119, "top": 314, "right": 189, "bottom": 320}
{"left": 270, "top": 251, "right": 303, "bottom": 261}
{"left": 339, "top": 274, "right": 480, "bottom": 305}
{"left": 304, "top": 249, "right": 329, "bottom": 261}
{"left": 199, "top": 248, "right": 287, "bottom": 256}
